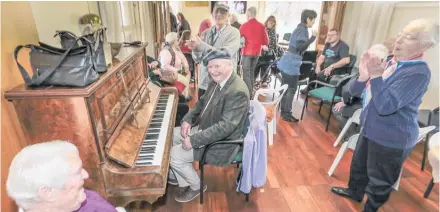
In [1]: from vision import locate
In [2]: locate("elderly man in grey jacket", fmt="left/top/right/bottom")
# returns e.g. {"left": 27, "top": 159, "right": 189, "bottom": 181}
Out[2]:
{"left": 187, "top": 3, "right": 240, "bottom": 99}
{"left": 168, "top": 49, "right": 250, "bottom": 203}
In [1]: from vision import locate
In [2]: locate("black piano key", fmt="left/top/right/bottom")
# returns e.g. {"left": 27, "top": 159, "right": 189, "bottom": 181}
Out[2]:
{"left": 147, "top": 129, "right": 160, "bottom": 133}
{"left": 156, "top": 107, "right": 166, "bottom": 110}
{"left": 138, "top": 155, "right": 154, "bottom": 159}
{"left": 145, "top": 135, "right": 158, "bottom": 140}
{"left": 137, "top": 158, "right": 153, "bottom": 162}
{"left": 140, "top": 150, "right": 155, "bottom": 154}
{"left": 143, "top": 142, "right": 158, "bottom": 146}
{"left": 141, "top": 146, "right": 155, "bottom": 150}
{"left": 152, "top": 115, "right": 164, "bottom": 119}
{"left": 149, "top": 123, "right": 162, "bottom": 128}
{"left": 136, "top": 161, "right": 153, "bottom": 165}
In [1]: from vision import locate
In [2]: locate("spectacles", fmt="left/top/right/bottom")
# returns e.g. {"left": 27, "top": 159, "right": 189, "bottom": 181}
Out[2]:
{"left": 397, "top": 32, "right": 418, "bottom": 40}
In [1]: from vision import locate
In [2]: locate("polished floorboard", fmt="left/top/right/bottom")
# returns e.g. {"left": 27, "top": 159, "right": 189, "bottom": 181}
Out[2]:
{"left": 130, "top": 79, "right": 439, "bottom": 212}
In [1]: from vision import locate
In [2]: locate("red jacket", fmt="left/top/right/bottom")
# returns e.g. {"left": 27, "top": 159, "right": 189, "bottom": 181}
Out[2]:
{"left": 239, "top": 19, "right": 269, "bottom": 56}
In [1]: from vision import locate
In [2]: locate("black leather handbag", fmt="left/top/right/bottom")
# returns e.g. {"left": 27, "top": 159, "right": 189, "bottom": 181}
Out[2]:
{"left": 14, "top": 37, "right": 99, "bottom": 87}
{"left": 55, "top": 29, "right": 108, "bottom": 73}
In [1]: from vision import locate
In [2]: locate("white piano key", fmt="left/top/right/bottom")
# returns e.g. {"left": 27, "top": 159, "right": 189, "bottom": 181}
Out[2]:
{"left": 135, "top": 94, "right": 174, "bottom": 167}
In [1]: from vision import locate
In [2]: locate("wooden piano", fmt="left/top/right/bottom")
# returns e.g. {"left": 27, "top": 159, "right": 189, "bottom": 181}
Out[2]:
{"left": 4, "top": 44, "right": 179, "bottom": 207}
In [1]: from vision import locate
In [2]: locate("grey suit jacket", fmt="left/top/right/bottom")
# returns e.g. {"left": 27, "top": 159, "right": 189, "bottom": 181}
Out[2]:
{"left": 183, "top": 72, "right": 250, "bottom": 166}
{"left": 192, "top": 24, "right": 240, "bottom": 90}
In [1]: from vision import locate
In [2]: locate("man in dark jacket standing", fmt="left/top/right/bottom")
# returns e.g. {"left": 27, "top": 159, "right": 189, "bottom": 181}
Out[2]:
{"left": 239, "top": 6, "right": 269, "bottom": 96}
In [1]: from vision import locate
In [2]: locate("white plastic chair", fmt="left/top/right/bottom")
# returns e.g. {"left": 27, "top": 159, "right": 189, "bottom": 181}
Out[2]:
{"left": 333, "top": 108, "right": 362, "bottom": 147}
{"left": 254, "top": 84, "right": 288, "bottom": 146}
{"left": 328, "top": 126, "right": 436, "bottom": 190}
{"left": 425, "top": 132, "right": 440, "bottom": 198}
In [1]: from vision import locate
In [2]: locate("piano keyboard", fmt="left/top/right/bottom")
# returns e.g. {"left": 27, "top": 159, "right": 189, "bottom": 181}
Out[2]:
{"left": 135, "top": 93, "right": 175, "bottom": 167}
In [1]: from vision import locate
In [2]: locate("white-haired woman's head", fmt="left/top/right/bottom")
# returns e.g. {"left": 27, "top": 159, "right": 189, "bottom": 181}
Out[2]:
{"left": 165, "top": 32, "right": 179, "bottom": 47}
{"left": 6, "top": 140, "right": 89, "bottom": 211}
{"left": 394, "top": 19, "right": 439, "bottom": 60}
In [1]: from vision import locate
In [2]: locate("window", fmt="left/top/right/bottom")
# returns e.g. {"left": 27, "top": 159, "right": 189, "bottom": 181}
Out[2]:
{"left": 264, "top": 2, "right": 322, "bottom": 50}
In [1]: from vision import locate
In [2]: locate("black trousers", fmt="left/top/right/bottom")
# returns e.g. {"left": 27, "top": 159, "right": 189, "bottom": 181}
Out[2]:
{"left": 175, "top": 95, "right": 189, "bottom": 127}
{"left": 348, "top": 134, "right": 412, "bottom": 211}
{"left": 198, "top": 88, "right": 206, "bottom": 100}
{"left": 184, "top": 53, "right": 195, "bottom": 79}
{"left": 308, "top": 67, "right": 347, "bottom": 89}
{"left": 242, "top": 55, "right": 259, "bottom": 97}
{"left": 280, "top": 72, "right": 299, "bottom": 116}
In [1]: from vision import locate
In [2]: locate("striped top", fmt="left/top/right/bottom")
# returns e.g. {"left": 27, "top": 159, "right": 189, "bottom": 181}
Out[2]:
{"left": 349, "top": 60, "right": 431, "bottom": 149}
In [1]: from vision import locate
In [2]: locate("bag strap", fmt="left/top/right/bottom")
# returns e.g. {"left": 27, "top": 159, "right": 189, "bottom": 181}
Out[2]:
{"left": 164, "top": 44, "right": 176, "bottom": 67}
{"left": 14, "top": 37, "right": 89, "bottom": 86}
{"left": 14, "top": 45, "right": 33, "bottom": 85}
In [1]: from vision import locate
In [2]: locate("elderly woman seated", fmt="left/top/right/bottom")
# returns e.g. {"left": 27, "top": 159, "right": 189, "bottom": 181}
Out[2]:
{"left": 146, "top": 55, "right": 189, "bottom": 126}
{"left": 6, "top": 140, "right": 125, "bottom": 212}
{"left": 159, "top": 32, "right": 192, "bottom": 101}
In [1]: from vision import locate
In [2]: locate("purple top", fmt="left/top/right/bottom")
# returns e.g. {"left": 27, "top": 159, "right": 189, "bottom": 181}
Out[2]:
{"left": 75, "top": 190, "right": 117, "bottom": 212}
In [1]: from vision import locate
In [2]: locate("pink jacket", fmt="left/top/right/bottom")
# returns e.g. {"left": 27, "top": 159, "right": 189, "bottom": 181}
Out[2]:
{"left": 158, "top": 47, "right": 189, "bottom": 73}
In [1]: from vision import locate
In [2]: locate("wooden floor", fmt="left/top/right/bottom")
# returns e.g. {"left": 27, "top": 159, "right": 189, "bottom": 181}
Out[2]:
{"left": 143, "top": 85, "right": 439, "bottom": 212}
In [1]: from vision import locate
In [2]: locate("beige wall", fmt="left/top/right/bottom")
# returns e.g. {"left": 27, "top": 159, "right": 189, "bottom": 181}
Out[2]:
{"left": 30, "top": 1, "right": 99, "bottom": 46}
{"left": 386, "top": 2, "right": 439, "bottom": 109}
{"left": 1, "top": 2, "right": 40, "bottom": 211}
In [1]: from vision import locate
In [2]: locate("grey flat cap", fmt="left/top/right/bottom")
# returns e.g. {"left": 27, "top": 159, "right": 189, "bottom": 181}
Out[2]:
{"left": 214, "top": 3, "right": 229, "bottom": 12}
{"left": 202, "top": 49, "right": 231, "bottom": 66}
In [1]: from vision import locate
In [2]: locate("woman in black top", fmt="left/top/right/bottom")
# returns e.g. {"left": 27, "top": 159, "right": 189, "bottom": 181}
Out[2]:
{"left": 255, "top": 15, "right": 278, "bottom": 85}
{"left": 177, "top": 13, "right": 191, "bottom": 37}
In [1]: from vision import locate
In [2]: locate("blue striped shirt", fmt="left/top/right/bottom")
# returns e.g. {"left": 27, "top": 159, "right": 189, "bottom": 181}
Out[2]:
{"left": 349, "top": 60, "right": 431, "bottom": 149}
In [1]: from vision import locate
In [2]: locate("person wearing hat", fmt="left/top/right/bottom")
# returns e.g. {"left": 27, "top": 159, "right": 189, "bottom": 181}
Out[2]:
{"left": 168, "top": 49, "right": 249, "bottom": 202}
{"left": 187, "top": 3, "right": 240, "bottom": 99}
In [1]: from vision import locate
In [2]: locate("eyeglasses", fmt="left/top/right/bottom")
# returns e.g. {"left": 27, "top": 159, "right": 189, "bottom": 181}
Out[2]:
{"left": 397, "top": 32, "right": 418, "bottom": 40}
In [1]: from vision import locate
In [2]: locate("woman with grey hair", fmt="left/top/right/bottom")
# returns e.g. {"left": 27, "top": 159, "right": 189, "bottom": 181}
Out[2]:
{"left": 331, "top": 19, "right": 439, "bottom": 212}
{"left": 7, "top": 140, "right": 125, "bottom": 212}
{"left": 159, "top": 32, "right": 192, "bottom": 100}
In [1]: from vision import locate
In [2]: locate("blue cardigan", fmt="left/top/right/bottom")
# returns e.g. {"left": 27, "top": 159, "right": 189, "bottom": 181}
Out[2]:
{"left": 278, "top": 23, "right": 316, "bottom": 75}
{"left": 349, "top": 60, "right": 431, "bottom": 149}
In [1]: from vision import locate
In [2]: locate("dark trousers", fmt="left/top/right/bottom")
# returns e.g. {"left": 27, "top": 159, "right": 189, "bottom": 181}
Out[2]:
{"left": 198, "top": 88, "right": 206, "bottom": 100}
{"left": 348, "top": 135, "right": 412, "bottom": 211}
{"left": 308, "top": 67, "right": 347, "bottom": 88}
{"left": 255, "top": 55, "right": 273, "bottom": 82}
{"left": 184, "top": 53, "right": 195, "bottom": 79}
{"left": 242, "top": 55, "right": 259, "bottom": 97}
{"left": 176, "top": 96, "right": 189, "bottom": 127}
{"left": 280, "top": 72, "right": 299, "bottom": 116}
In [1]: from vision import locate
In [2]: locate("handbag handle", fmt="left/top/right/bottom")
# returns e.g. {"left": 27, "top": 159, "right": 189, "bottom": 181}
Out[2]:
{"left": 14, "top": 36, "right": 91, "bottom": 86}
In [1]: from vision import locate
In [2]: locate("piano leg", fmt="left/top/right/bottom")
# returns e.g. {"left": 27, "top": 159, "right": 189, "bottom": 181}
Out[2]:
{"left": 109, "top": 196, "right": 155, "bottom": 212}
{"left": 127, "top": 201, "right": 152, "bottom": 212}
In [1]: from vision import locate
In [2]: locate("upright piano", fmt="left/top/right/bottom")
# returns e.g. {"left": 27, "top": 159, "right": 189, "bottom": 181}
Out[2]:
{"left": 4, "top": 44, "right": 179, "bottom": 207}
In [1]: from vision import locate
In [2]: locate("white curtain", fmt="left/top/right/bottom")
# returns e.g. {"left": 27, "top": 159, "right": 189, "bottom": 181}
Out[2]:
{"left": 98, "top": 2, "right": 124, "bottom": 43}
{"left": 138, "top": 1, "right": 156, "bottom": 56}
{"left": 341, "top": 2, "right": 396, "bottom": 66}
